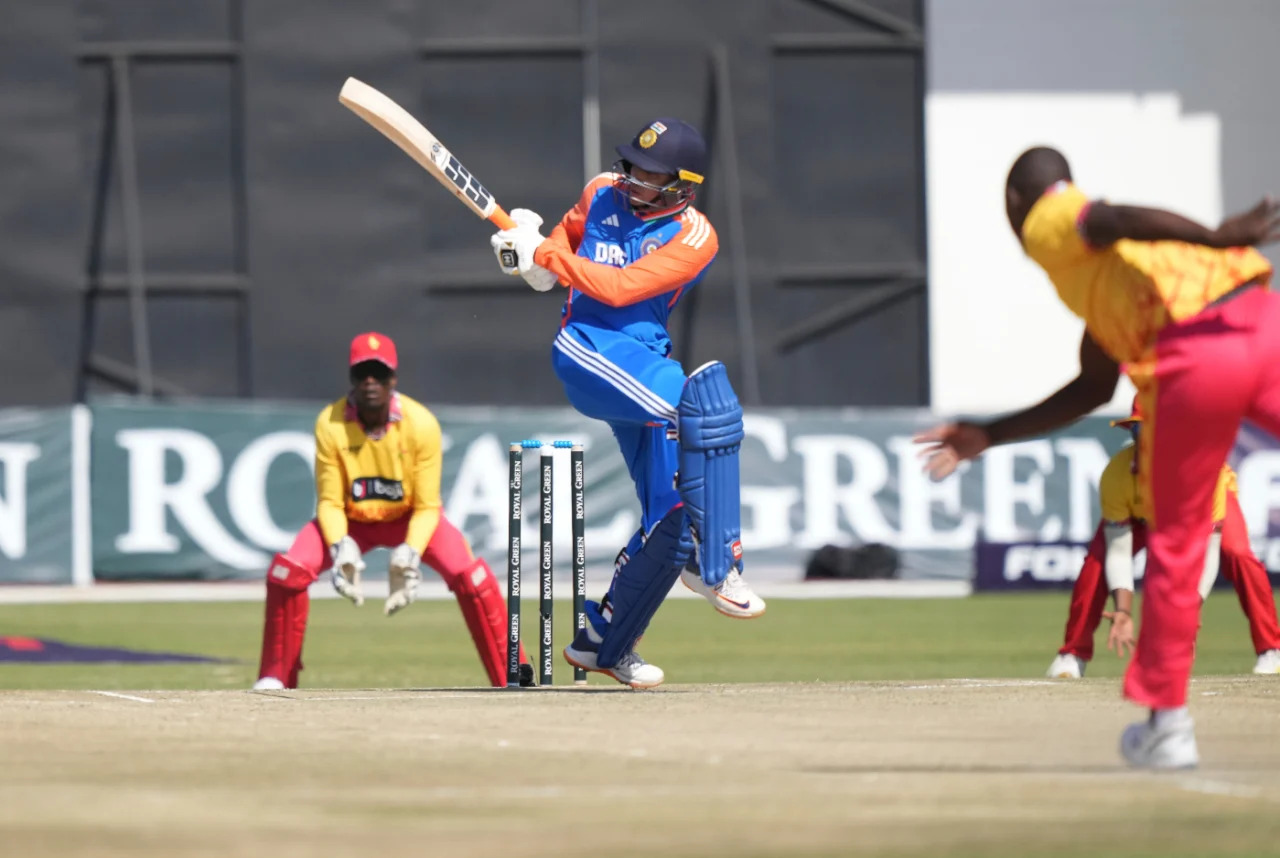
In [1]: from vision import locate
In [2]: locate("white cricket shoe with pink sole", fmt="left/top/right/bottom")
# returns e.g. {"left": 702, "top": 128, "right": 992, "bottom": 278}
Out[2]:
{"left": 680, "top": 568, "right": 766, "bottom": 619}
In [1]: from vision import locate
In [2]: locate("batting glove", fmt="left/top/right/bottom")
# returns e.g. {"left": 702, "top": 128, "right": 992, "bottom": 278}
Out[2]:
{"left": 330, "top": 536, "right": 365, "bottom": 606}
{"left": 385, "top": 543, "right": 422, "bottom": 617}
{"left": 490, "top": 209, "right": 559, "bottom": 292}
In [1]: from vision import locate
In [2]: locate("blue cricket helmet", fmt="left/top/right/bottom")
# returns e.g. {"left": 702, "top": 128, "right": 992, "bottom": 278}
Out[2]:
{"left": 613, "top": 118, "right": 707, "bottom": 218}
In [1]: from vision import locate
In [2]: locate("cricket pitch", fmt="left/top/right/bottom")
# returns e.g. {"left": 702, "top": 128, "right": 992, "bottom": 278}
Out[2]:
{"left": 3, "top": 678, "right": 1278, "bottom": 858}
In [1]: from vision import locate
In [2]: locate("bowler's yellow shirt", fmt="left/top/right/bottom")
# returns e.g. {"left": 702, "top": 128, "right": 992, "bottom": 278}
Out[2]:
{"left": 314, "top": 392, "right": 442, "bottom": 553}
{"left": 1099, "top": 444, "right": 1234, "bottom": 524}
{"left": 1021, "top": 182, "right": 1271, "bottom": 368}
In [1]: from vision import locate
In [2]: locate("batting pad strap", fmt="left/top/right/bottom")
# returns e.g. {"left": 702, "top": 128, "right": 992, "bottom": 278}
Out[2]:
{"left": 265, "top": 553, "right": 317, "bottom": 592}
{"left": 1197, "top": 530, "right": 1223, "bottom": 602}
{"left": 597, "top": 506, "right": 694, "bottom": 669}
{"left": 1102, "top": 523, "right": 1134, "bottom": 593}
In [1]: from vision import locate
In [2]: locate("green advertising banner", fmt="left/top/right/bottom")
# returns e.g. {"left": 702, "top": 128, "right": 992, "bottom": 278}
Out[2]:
{"left": 82, "top": 398, "right": 1133, "bottom": 585}
{"left": 0, "top": 406, "right": 85, "bottom": 584}
{"left": 6, "top": 398, "right": 1279, "bottom": 588}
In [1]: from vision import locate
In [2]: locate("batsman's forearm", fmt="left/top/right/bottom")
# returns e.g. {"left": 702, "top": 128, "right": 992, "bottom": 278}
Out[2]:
{"left": 981, "top": 380, "right": 1108, "bottom": 446}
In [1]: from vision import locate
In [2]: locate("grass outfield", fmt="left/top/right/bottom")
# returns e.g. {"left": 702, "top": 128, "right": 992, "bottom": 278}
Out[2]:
{"left": 0, "top": 592, "right": 1272, "bottom": 689}
{"left": 3, "top": 593, "right": 1279, "bottom": 858}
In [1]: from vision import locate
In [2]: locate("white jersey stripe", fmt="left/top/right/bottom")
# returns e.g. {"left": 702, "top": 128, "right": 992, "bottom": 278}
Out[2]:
{"left": 555, "top": 331, "right": 679, "bottom": 422}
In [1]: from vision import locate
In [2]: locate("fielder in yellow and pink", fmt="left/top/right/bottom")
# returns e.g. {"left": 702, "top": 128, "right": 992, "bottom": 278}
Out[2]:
{"left": 917, "top": 146, "right": 1280, "bottom": 768}
{"left": 253, "top": 332, "right": 531, "bottom": 690}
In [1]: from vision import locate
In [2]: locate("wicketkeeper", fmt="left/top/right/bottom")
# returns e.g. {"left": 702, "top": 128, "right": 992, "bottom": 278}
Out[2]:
{"left": 253, "top": 332, "right": 531, "bottom": 690}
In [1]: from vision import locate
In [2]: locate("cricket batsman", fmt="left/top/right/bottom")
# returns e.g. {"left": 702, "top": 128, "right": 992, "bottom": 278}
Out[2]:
{"left": 917, "top": 146, "right": 1280, "bottom": 768}
{"left": 253, "top": 332, "right": 532, "bottom": 690}
{"left": 488, "top": 117, "right": 764, "bottom": 689}
{"left": 1046, "top": 397, "right": 1280, "bottom": 679}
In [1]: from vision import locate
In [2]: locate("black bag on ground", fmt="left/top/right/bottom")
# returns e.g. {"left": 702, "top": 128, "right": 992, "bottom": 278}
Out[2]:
{"left": 804, "top": 543, "right": 900, "bottom": 580}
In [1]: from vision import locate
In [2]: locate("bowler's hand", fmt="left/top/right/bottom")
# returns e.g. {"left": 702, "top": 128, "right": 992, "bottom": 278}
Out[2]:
{"left": 914, "top": 422, "right": 990, "bottom": 481}
{"left": 1213, "top": 197, "right": 1280, "bottom": 248}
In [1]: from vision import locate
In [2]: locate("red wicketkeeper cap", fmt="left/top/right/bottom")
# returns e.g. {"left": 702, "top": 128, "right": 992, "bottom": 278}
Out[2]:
{"left": 349, "top": 332, "right": 398, "bottom": 371}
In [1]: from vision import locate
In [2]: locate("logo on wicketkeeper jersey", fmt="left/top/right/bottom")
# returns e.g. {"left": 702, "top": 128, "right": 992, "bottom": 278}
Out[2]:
{"left": 350, "top": 477, "right": 404, "bottom": 502}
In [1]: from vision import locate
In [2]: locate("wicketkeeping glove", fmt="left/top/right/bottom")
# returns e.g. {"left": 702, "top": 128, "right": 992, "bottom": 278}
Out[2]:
{"left": 330, "top": 536, "right": 365, "bottom": 606}
{"left": 385, "top": 543, "right": 421, "bottom": 617}
{"left": 490, "top": 208, "right": 559, "bottom": 292}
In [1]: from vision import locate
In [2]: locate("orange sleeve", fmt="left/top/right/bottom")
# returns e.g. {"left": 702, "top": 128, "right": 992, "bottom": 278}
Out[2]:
{"left": 535, "top": 210, "right": 718, "bottom": 308}
{"left": 314, "top": 407, "right": 348, "bottom": 547}
{"left": 543, "top": 174, "right": 616, "bottom": 257}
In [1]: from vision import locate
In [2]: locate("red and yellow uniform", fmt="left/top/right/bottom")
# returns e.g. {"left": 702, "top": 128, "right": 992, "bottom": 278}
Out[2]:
{"left": 1058, "top": 446, "right": 1280, "bottom": 662}
{"left": 257, "top": 332, "right": 525, "bottom": 690}
{"left": 314, "top": 391, "right": 442, "bottom": 554}
{"left": 1024, "top": 181, "right": 1280, "bottom": 707}
{"left": 1097, "top": 446, "right": 1232, "bottom": 526}
{"left": 1021, "top": 182, "right": 1271, "bottom": 373}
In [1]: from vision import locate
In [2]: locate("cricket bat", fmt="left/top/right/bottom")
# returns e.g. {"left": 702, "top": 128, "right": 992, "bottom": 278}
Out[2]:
{"left": 338, "top": 77, "right": 517, "bottom": 234}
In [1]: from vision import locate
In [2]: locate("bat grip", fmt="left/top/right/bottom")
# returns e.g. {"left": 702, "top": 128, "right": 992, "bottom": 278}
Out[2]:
{"left": 488, "top": 207, "right": 516, "bottom": 231}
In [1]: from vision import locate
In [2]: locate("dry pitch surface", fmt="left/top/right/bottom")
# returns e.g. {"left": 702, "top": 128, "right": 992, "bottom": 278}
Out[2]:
{"left": 2, "top": 677, "right": 1278, "bottom": 858}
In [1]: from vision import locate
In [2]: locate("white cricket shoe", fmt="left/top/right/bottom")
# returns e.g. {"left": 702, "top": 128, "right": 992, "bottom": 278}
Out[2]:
{"left": 251, "top": 676, "right": 285, "bottom": 691}
{"left": 1120, "top": 712, "right": 1199, "bottom": 770}
{"left": 680, "top": 568, "right": 766, "bottom": 619}
{"left": 1253, "top": 649, "right": 1280, "bottom": 674}
{"left": 1046, "top": 653, "right": 1086, "bottom": 679}
{"left": 563, "top": 643, "right": 664, "bottom": 689}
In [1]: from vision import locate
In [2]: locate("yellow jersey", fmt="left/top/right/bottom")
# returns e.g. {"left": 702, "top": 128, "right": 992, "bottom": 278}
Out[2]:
{"left": 1099, "top": 443, "right": 1234, "bottom": 524}
{"left": 1020, "top": 182, "right": 1271, "bottom": 367}
{"left": 313, "top": 392, "right": 442, "bottom": 553}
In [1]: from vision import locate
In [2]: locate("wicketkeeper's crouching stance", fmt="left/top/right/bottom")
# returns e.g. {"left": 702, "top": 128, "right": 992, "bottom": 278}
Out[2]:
{"left": 253, "top": 332, "right": 531, "bottom": 690}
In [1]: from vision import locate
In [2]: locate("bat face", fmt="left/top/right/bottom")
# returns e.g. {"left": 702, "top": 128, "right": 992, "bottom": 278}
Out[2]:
{"left": 338, "top": 77, "right": 515, "bottom": 231}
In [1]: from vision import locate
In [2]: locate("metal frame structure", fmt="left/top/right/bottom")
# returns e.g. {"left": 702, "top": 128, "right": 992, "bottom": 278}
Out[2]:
{"left": 417, "top": 0, "right": 765, "bottom": 403}
{"left": 420, "top": 0, "right": 925, "bottom": 406}
{"left": 76, "top": 1, "right": 252, "bottom": 399}
{"left": 68, "top": 0, "right": 924, "bottom": 406}
{"left": 770, "top": 0, "right": 929, "bottom": 403}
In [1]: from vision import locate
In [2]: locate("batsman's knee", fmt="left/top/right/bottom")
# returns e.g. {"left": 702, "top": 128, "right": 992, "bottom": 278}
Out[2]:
{"left": 677, "top": 361, "right": 744, "bottom": 449}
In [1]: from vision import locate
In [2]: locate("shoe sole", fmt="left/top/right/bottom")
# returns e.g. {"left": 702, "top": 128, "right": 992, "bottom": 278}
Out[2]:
{"left": 681, "top": 578, "right": 767, "bottom": 619}
{"left": 562, "top": 650, "right": 664, "bottom": 690}
{"left": 1122, "top": 754, "right": 1199, "bottom": 770}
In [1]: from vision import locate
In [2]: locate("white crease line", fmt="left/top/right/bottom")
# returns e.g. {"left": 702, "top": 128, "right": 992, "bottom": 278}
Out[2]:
{"left": 294, "top": 694, "right": 499, "bottom": 701}
{"left": 90, "top": 691, "right": 155, "bottom": 703}
{"left": 299, "top": 695, "right": 432, "bottom": 701}
{"left": 894, "top": 681, "right": 1058, "bottom": 691}
{"left": 1175, "top": 777, "right": 1264, "bottom": 800}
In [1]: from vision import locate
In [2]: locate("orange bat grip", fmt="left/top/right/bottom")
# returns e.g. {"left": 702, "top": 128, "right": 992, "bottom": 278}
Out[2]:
{"left": 488, "top": 207, "right": 516, "bottom": 230}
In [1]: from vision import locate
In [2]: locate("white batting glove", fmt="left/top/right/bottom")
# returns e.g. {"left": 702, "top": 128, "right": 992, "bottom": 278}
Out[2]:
{"left": 490, "top": 209, "right": 559, "bottom": 292}
{"left": 329, "top": 536, "right": 365, "bottom": 607}
{"left": 385, "top": 543, "right": 421, "bottom": 617}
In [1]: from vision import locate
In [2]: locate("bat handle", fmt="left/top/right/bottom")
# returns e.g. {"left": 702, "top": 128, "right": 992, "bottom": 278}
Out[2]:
{"left": 488, "top": 207, "right": 516, "bottom": 231}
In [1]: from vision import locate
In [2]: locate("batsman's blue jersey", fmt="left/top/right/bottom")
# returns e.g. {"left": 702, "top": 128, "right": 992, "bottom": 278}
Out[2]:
{"left": 533, "top": 172, "right": 719, "bottom": 525}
